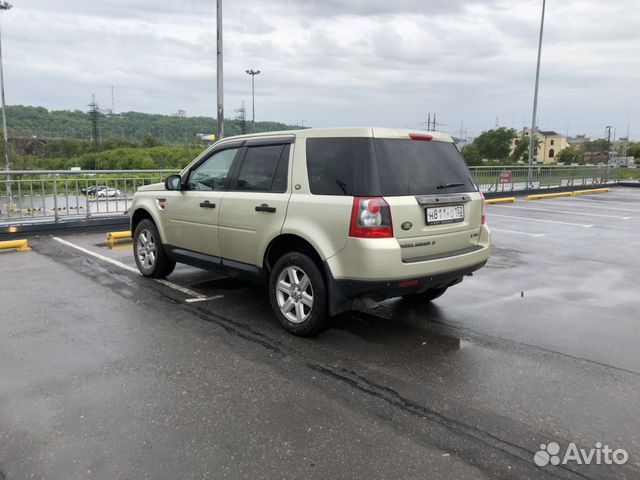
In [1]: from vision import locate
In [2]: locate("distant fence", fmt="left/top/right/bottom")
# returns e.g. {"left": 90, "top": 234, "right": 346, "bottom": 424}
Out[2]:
{"left": 0, "top": 169, "right": 178, "bottom": 224}
{"left": 1, "top": 166, "right": 637, "bottom": 225}
{"left": 468, "top": 165, "right": 636, "bottom": 193}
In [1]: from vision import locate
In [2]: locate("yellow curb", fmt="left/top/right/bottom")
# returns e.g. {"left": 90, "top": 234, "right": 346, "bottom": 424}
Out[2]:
{"left": 571, "top": 188, "right": 611, "bottom": 196}
{"left": 527, "top": 192, "right": 573, "bottom": 201}
{"left": 0, "top": 239, "right": 30, "bottom": 252}
{"left": 485, "top": 197, "right": 516, "bottom": 205}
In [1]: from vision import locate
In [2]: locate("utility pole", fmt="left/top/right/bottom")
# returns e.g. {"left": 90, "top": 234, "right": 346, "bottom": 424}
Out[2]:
{"left": 528, "top": 0, "right": 546, "bottom": 187}
{"left": 605, "top": 125, "right": 613, "bottom": 162}
{"left": 427, "top": 113, "right": 431, "bottom": 131}
{"left": 0, "top": 1, "right": 12, "bottom": 206}
{"left": 88, "top": 94, "right": 101, "bottom": 153}
{"left": 245, "top": 69, "right": 260, "bottom": 133}
{"left": 216, "top": 0, "right": 224, "bottom": 140}
{"left": 111, "top": 85, "right": 115, "bottom": 114}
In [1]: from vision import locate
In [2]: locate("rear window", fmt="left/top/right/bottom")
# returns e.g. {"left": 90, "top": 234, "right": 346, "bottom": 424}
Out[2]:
{"left": 374, "top": 139, "right": 476, "bottom": 196}
{"left": 306, "top": 137, "right": 475, "bottom": 196}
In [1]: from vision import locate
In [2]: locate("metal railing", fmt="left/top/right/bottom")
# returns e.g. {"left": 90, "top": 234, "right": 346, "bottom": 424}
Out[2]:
{"left": 1, "top": 169, "right": 178, "bottom": 224}
{"left": 0, "top": 166, "right": 636, "bottom": 225}
{"left": 468, "top": 165, "right": 635, "bottom": 193}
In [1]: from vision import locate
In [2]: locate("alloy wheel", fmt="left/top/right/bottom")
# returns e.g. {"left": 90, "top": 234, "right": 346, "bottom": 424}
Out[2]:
{"left": 276, "top": 266, "right": 314, "bottom": 323}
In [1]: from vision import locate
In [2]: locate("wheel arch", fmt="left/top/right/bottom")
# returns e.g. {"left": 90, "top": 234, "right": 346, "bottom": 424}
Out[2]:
{"left": 263, "top": 234, "right": 326, "bottom": 279}
{"left": 131, "top": 207, "right": 167, "bottom": 243}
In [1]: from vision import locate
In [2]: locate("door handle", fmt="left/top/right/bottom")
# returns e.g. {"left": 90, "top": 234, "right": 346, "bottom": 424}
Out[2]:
{"left": 255, "top": 204, "right": 276, "bottom": 213}
{"left": 199, "top": 201, "right": 216, "bottom": 209}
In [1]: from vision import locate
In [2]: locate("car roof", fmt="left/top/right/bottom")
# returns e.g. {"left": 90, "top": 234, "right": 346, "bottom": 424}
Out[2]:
{"left": 215, "top": 127, "right": 454, "bottom": 145}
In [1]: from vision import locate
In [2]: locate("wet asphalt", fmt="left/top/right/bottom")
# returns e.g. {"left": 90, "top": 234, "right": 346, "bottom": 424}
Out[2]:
{"left": 1, "top": 187, "right": 639, "bottom": 479}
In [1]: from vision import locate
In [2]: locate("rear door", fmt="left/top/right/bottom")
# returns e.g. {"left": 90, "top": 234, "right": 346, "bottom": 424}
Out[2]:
{"left": 218, "top": 139, "right": 293, "bottom": 269}
{"left": 372, "top": 136, "right": 483, "bottom": 262}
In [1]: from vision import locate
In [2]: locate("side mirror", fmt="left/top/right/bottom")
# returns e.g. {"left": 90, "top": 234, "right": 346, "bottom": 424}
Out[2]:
{"left": 165, "top": 175, "right": 182, "bottom": 191}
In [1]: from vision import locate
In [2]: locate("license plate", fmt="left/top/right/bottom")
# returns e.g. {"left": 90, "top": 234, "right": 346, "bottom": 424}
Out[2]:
{"left": 425, "top": 205, "right": 464, "bottom": 225}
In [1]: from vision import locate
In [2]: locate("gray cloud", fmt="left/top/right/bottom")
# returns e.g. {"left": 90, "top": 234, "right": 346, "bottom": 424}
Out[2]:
{"left": 2, "top": 0, "right": 639, "bottom": 139}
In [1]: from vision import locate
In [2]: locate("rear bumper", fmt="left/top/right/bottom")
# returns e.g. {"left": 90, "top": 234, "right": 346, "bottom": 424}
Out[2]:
{"left": 325, "top": 260, "right": 487, "bottom": 316}
{"left": 323, "top": 225, "right": 491, "bottom": 315}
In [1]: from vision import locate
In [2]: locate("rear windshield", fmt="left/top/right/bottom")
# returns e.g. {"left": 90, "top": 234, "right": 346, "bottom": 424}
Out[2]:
{"left": 306, "top": 137, "right": 476, "bottom": 196}
{"left": 374, "top": 139, "right": 476, "bottom": 196}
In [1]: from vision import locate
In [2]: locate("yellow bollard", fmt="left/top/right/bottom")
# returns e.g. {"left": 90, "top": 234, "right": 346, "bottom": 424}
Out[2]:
{"left": 106, "top": 231, "right": 132, "bottom": 246}
{"left": 0, "top": 239, "right": 31, "bottom": 252}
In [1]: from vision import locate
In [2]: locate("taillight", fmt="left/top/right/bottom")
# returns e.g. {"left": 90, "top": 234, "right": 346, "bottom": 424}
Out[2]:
{"left": 480, "top": 192, "right": 486, "bottom": 225}
{"left": 349, "top": 197, "right": 393, "bottom": 238}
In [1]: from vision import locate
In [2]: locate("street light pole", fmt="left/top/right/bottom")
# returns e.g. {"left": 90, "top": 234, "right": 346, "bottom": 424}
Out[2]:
{"left": 0, "top": 1, "right": 12, "bottom": 206}
{"left": 527, "top": 0, "right": 546, "bottom": 187}
{"left": 245, "top": 69, "right": 260, "bottom": 133}
{"left": 216, "top": 0, "right": 224, "bottom": 140}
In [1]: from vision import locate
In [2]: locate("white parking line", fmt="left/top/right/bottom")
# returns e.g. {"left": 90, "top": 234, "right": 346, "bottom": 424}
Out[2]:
{"left": 487, "top": 213, "right": 594, "bottom": 228}
{"left": 538, "top": 200, "right": 640, "bottom": 213}
{"left": 185, "top": 295, "right": 225, "bottom": 303}
{"left": 490, "top": 204, "right": 632, "bottom": 220}
{"left": 491, "top": 228, "right": 546, "bottom": 238}
{"left": 564, "top": 197, "right": 640, "bottom": 206}
{"left": 589, "top": 195, "right": 640, "bottom": 201}
{"left": 52, "top": 237, "right": 221, "bottom": 302}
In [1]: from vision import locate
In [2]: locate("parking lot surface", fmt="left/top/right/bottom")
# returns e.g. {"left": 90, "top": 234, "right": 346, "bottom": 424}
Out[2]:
{"left": 1, "top": 187, "right": 639, "bottom": 479}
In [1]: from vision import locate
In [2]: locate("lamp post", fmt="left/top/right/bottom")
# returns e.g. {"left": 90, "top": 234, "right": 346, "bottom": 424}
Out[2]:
{"left": 527, "top": 0, "right": 546, "bottom": 188}
{"left": 0, "top": 1, "right": 12, "bottom": 206}
{"left": 245, "top": 69, "right": 260, "bottom": 133}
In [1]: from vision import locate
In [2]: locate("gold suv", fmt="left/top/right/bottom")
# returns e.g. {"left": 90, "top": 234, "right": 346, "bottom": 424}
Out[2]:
{"left": 130, "top": 128, "right": 491, "bottom": 336}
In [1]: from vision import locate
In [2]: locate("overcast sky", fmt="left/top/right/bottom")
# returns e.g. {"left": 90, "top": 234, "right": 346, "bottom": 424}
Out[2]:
{"left": 3, "top": 0, "right": 640, "bottom": 139}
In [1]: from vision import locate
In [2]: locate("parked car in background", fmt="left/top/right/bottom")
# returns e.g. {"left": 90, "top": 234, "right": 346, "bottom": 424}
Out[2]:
{"left": 129, "top": 127, "right": 491, "bottom": 336}
{"left": 81, "top": 185, "right": 108, "bottom": 195}
{"left": 96, "top": 187, "right": 121, "bottom": 198}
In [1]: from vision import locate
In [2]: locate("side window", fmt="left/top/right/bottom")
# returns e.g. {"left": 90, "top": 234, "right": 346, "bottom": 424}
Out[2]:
{"left": 234, "top": 144, "right": 290, "bottom": 192}
{"left": 306, "top": 138, "right": 372, "bottom": 195}
{"left": 188, "top": 148, "right": 239, "bottom": 191}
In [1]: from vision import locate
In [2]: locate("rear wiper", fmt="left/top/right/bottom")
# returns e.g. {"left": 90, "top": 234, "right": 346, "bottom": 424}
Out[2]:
{"left": 436, "top": 182, "right": 465, "bottom": 189}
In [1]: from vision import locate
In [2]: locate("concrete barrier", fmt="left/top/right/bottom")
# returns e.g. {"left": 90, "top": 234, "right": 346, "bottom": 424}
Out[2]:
{"left": 485, "top": 197, "right": 516, "bottom": 205}
{"left": 106, "top": 231, "right": 132, "bottom": 246}
{"left": 0, "top": 239, "right": 30, "bottom": 252}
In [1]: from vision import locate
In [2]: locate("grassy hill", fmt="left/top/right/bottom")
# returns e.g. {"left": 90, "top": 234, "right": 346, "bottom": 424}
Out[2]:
{"left": 5, "top": 105, "right": 301, "bottom": 144}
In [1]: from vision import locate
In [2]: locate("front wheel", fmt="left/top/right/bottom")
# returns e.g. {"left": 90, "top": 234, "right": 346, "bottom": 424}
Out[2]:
{"left": 269, "top": 252, "right": 329, "bottom": 337}
{"left": 133, "top": 219, "right": 176, "bottom": 278}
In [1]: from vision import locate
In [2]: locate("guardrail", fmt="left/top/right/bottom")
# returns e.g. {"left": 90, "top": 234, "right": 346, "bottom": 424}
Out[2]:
{"left": 468, "top": 165, "right": 636, "bottom": 193}
{"left": 0, "top": 166, "right": 636, "bottom": 225}
{"left": 0, "top": 169, "right": 178, "bottom": 224}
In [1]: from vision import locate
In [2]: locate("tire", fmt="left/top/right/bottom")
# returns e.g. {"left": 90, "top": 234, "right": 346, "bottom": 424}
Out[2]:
{"left": 133, "top": 219, "right": 176, "bottom": 278}
{"left": 269, "top": 252, "right": 329, "bottom": 337}
{"left": 402, "top": 286, "right": 448, "bottom": 302}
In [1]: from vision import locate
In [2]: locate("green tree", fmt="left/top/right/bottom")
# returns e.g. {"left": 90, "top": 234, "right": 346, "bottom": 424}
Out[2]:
{"left": 461, "top": 144, "right": 481, "bottom": 166}
{"left": 555, "top": 147, "right": 577, "bottom": 164}
{"left": 473, "top": 127, "right": 517, "bottom": 160}
{"left": 626, "top": 144, "right": 640, "bottom": 158}
{"left": 140, "top": 135, "right": 163, "bottom": 148}
{"left": 510, "top": 136, "right": 529, "bottom": 162}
